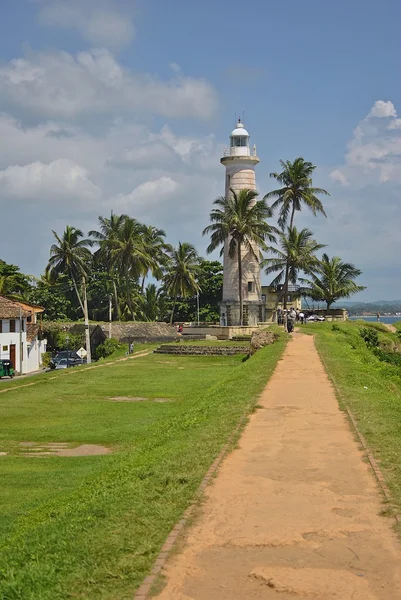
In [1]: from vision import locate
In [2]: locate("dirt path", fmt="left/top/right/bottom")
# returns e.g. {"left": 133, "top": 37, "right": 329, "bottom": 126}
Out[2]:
{"left": 382, "top": 323, "right": 397, "bottom": 333}
{"left": 153, "top": 333, "right": 401, "bottom": 600}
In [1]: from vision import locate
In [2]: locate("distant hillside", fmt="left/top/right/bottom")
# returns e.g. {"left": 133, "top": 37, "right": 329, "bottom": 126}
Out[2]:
{"left": 331, "top": 301, "right": 401, "bottom": 315}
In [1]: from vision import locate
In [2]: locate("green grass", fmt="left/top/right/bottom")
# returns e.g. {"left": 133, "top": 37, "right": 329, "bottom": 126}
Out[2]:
{"left": 0, "top": 336, "right": 286, "bottom": 599}
{"left": 303, "top": 321, "right": 401, "bottom": 518}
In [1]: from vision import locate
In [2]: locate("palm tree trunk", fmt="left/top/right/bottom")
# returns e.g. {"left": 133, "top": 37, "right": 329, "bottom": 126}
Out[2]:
{"left": 71, "top": 275, "right": 85, "bottom": 314}
{"left": 112, "top": 279, "right": 120, "bottom": 320}
{"left": 170, "top": 296, "right": 177, "bottom": 324}
{"left": 82, "top": 277, "right": 92, "bottom": 364}
{"left": 141, "top": 275, "right": 146, "bottom": 292}
{"left": 237, "top": 242, "right": 243, "bottom": 326}
{"left": 283, "top": 263, "right": 290, "bottom": 311}
{"left": 126, "top": 276, "right": 135, "bottom": 321}
{"left": 289, "top": 204, "right": 296, "bottom": 229}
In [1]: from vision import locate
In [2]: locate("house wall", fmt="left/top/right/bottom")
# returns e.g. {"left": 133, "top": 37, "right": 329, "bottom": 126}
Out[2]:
{"left": 0, "top": 318, "right": 46, "bottom": 374}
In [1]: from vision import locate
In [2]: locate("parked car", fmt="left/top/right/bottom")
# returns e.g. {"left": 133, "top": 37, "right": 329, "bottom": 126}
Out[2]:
{"left": 54, "top": 358, "right": 70, "bottom": 370}
{"left": 49, "top": 351, "right": 82, "bottom": 369}
{"left": 307, "top": 314, "right": 325, "bottom": 322}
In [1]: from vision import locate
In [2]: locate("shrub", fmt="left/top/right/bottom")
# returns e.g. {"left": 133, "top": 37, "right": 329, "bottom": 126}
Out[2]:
{"left": 359, "top": 327, "right": 379, "bottom": 348}
{"left": 373, "top": 347, "right": 401, "bottom": 367}
{"left": 41, "top": 351, "right": 52, "bottom": 368}
{"left": 93, "top": 338, "right": 122, "bottom": 361}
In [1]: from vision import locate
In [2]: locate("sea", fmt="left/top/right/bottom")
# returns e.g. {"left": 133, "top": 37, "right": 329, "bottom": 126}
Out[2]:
{"left": 349, "top": 316, "right": 400, "bottom": 325}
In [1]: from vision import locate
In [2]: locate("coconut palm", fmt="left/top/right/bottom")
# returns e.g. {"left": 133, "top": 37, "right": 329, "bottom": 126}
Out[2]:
{"left": 89, "top": 212, "right": 127, "bottom": 319}
{"left": 261, "top": 227, "right": 325, "bottom": 309}
{"left": 139, "top": 225, "right": 169, "bottom": 289}
{"left": 0, "top": 260, "right": 31, "bottom": 299}
{"left": 109, "top": 217, "right": 151, "bottom": 319}
{"left": 265, "top": 158, "right": 329, "bottom": 230}
{"left": 203, "top": 188, "right": 276, "bottom": 325}
{"left": 163, "top": 242, "right": 200, "bottom": 324}
{"left": 46, "top": 226, "right": 93, "bottom": 362}
{"left": 300, "top": 254, "right": 366, "bottom": 310}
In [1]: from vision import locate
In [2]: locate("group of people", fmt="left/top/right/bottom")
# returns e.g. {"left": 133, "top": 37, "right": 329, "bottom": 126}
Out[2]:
{"left": 277, "top": 307, "right": 307, "bottom": 333}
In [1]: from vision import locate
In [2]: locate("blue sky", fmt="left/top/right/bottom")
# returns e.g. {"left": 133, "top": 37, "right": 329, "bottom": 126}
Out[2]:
{"left": 0, "top": 0, "right": 400, "bottom": 300}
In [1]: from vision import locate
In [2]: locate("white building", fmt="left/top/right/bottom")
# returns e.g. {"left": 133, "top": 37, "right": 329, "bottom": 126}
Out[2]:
{"left": 219, "top": 119, "right": 264, "bottom": 326}
{"left": 0, "top": 296, "right": 47, "bottom": 374}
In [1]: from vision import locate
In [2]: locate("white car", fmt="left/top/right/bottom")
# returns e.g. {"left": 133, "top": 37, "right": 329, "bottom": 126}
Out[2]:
{"left": 307, "top": 314, "right": 325, "bottom": 322}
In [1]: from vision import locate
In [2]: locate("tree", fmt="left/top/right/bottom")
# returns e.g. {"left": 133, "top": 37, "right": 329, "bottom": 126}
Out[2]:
{"left": 109, "top": 217, "right": 152, "bottom": 320}
{"left": 46, "top": 226, "right": 93, "bottom": 362}
{"left": 300, "top": 253, "right": 366, "bottom": 311}
{"left": 89, "top": 212, "right": 127, "bottom": 319}
{"left": 261, "top": 227, "right": 325, "bottom": 309}
{"left": 138, "top": 283, "right": 162, "bottom": 321}
{"left": 139, "top": 225, "right": 169, "bottom": 289}
{"left": 0, "top": 260, "right": 31, "bottom": 299}
{"left": 265, "top": 157, "right": 329, "bottom": 230}
{"left": 163, "top": 242, "right": 200, "bottom": 324}
{"left": 203, "top": 188, "right": 276, "bottom": 325}
{"left": 27, "top": 278, "right": 72, "bottom": 321}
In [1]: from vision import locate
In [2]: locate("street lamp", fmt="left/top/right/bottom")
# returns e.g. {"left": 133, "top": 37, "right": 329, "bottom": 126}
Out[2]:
{"left": 197, "top": 292, "right": 200, "bottom": 326}
{"left": 66, "top": 335, "right": 70, "bottom": 369}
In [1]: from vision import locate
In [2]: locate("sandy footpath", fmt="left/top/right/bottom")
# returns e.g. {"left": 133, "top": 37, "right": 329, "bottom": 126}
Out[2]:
{"left": 153, "top": 333, "right": 401, "bottom": 599}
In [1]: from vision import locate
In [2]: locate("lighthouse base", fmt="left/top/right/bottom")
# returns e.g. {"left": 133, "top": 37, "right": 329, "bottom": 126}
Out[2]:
{"left": 219, "top": 300, "right": 265, "bottom": 327}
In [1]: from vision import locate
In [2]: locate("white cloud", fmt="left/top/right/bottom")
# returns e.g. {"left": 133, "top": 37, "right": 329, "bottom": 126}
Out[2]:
{"left": 0, "top": 49, "right": 219, "bottom": 120}
{"left": 329, "top": 169, "right": 348, "bottom": 186}
{"left": 114, "top": 176, "right": 178, "bottom": 209}
{"left": 108, "top": 141, "right": 177, "bottom": 169}
{"left": 329, "top": 99, "right": 401, "bottom": 186}
{"left": 368, "top": 100, "right": 397, "bottom": 118}
{"left": 0, "top": 158, "right": 100, "bottom": 201}
{"left": 38, "top": 0, "right": 134, "bottom": 50}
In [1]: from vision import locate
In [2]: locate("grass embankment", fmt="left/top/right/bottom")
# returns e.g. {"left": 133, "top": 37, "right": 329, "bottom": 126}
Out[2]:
{"left": 303, "top": 320, "right": 401, "bottom": 518}
{"left": 0, "top": 335, "right": 286, "bottom": 599}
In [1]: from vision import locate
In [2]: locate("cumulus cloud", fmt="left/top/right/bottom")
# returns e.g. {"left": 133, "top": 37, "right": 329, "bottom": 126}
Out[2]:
{"left": 114, "top": 176, "right": 179, "bottom": 209}
{"left": 0, "top": 49, "right": 219, "bottom": 120}
{"left": 0, "top": 158, "right": 100, "bottom": 201}
{"left": 38, "top": 0, "right": 134, "bottom": 50}
{"left": 329, "top": 99, "right": 401, "bottom": 186}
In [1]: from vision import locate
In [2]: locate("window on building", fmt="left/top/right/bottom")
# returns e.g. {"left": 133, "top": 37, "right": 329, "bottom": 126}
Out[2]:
{"left": 9, "top": 319, "right": 16, "bottom": 333}
{"left": 248, "top": 281, "right": 254, "bottom": 293}
{"left": 2, "top": 345, "right": 7, "bottom": 352}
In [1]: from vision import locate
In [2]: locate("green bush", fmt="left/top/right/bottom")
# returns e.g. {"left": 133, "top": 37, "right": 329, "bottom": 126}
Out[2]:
{"left": 373, "top": 347, "right": 401, "bottom": 367}
{"left": 41, "top": 351, "right": 52, "bottom": 367}
{"left": 359, "top": 327, "right": 379, "bottom": 348}
{"left": 93, "top": 338, "right": 122, "bottom": 360}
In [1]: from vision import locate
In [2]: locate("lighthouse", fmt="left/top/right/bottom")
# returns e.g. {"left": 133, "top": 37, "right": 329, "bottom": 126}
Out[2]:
{"left": 219, "top": 119, "right": 264, "bottom": 326}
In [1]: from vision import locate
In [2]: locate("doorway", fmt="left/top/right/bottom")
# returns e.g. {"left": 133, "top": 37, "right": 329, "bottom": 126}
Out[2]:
{"left": 9, "top": 344, "right": 16, "bottom": 370}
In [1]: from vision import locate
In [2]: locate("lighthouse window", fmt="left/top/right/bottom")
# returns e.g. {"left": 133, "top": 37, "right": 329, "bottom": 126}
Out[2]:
{"left": 232, "top": 137, "right": 247, "bottom": 147}
{"left": 248, "top": 281, "right": 254, "bottom": 292}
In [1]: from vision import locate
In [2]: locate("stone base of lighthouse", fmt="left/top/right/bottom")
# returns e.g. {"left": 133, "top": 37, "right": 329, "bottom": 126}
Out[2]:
{"left": 219, "top": 300, "right": 265, "bottom": 327}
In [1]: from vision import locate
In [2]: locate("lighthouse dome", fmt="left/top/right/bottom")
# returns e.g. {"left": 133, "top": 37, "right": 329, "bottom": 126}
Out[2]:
{"left": 231, "top": 119, "right": 249, "bottom": 137}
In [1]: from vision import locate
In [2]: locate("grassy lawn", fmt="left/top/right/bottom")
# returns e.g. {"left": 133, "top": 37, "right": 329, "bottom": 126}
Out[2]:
{"left": 303, "top": 320, "right": 401, "bottom": 519}
{"left": 0, "top": 335, "right": 286, "bottom": 599}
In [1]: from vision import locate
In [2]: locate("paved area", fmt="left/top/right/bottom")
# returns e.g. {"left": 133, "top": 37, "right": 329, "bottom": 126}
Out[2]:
{"left": 154, "top": 333, "right": 401, "bottom": 599}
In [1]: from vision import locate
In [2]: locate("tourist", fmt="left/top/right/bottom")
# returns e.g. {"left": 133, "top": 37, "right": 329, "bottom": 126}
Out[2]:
{"left": 277, "top": 307, "right": 282, "bottom": 325}
{"left": 377, "top": 312, "right": 380, "bottom": 322}
{"left": 296, "top": 308, "right": 300, "bottom": 322}
{"left": 299, "top": 311, "right": 305, "bottom": 324}
{"left": 287, "top": 308, "right": 296, "bottom": 333}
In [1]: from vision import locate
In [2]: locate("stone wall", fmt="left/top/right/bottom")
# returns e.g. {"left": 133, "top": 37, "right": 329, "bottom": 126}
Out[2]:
{"left": 154, "top": 345, "right": 247, "bottom": 356}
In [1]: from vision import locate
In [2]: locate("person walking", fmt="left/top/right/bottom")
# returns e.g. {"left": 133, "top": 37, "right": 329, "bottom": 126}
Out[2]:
{"left": 287, "top": 307, "right": 296, "bottom": 333}
{"left": 299, "top": 310, "right": 305, "bottom": 325}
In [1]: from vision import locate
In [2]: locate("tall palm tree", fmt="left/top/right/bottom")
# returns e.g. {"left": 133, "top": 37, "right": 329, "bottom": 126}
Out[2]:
{"left": 261, "top": 227, "right": 325, "bottom": 310}
{"left": 203, "top": 188, "right": 276, "bottom": 325}
{"left": 89, "top": 212, "right": 127, "bottom": 319}
{"left": 163, "top": 242, "right": 200, "bottom": 324}
{"left": 265, "top": 158, "right": 329, "bottom": 230}
{"left": 139, "top": 225, "right": 169, "bottom": 289}
{"left": 300, "top": 254, "right": 366, "bottom": 310}
{"left": 46, "top": 226, "right": 93, "bottom": 362}
{"left": 110, "top": 217, "right": 151, "bottom": 320}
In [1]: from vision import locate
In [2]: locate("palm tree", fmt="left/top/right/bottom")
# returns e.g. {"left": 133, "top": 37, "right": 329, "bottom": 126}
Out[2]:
{"left": 203, "top": 188, "right": 276, "bottom": 325}
{"left": 46, "top": 226, "right": 93, "bottom": 362}
{"left": 0, "top": 261, "right": 31, "bottom": 299}
{"left": 89, "top": 212, "right": 127, "bottom": 319}
{"left": 163, "top": 242, "right": 200, "bottom": 324}
{"left": 300, "top": 254, "right": 366, "bottom": 311}
{"left": 110, "top": 217, "right": 151, "bottom": 319}
{"left": 265, "top": 158, "right": 329, "bottom": 230}
{"left": 138, "top": 283, "right": 161, "bottom": 321}
{"left": 139, "top": 225, "right": 169, "bottom": 289}
{"left": 261, "top": 227, "right": 325, "bottom": 310}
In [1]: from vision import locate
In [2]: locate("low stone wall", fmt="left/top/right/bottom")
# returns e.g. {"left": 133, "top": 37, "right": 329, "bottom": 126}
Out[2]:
{"left": 182, "top": 325, "right": 259, "bottom": 340}
{"left": 154, "top": 345, "right": 247, "bottom": 356}
{"left": 99, "top": 322, "right": 179, "bottom": 343}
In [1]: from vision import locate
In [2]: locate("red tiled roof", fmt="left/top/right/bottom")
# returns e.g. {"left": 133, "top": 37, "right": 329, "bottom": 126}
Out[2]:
{"left": 0, "top": 296, "right": 30, "bottom": 319}
{"left": 26, "top": 323, "right": 40, "bottom": 343}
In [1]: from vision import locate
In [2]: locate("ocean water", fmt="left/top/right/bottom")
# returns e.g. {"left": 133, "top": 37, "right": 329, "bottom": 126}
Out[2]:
{"left": 349, "top": 316, "right": 401, "bottom": 325}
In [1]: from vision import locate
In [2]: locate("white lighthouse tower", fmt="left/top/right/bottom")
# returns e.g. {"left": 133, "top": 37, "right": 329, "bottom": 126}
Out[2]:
{"left": 220, "top": 119, "right": 264, "bottom": 326}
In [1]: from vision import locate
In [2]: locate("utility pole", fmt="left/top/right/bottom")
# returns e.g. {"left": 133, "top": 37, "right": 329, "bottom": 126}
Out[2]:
{"left": 197, "top": 292, "right": 200, "bottom": 326}
{"left": 19, "top": 305, "right": 23, "bottom": 375}
{"left": 83, "top": 276, "right": 92, "bottom": 364}
{"left": 108, "top": 294, "right": 112, "bottom": 339}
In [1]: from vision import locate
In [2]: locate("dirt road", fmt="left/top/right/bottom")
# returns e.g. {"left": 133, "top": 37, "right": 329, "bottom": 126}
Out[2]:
{"left": 153, "top": 333, "right": 401, "bottom": 599}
